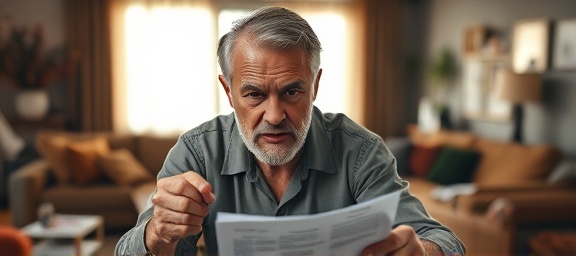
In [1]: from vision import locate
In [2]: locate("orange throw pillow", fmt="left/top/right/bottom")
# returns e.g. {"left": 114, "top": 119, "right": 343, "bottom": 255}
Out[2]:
{"left": 36, "top": 134, "right": 73, "bottom": 184}
{"left": 66, "top": 138, "right": 111, "bottom": 186}
{"left": 98, "top": 149, "right": 154, "bottom": 187}
{"left": 409, "top": 144, "right": 442, "bottom": 177}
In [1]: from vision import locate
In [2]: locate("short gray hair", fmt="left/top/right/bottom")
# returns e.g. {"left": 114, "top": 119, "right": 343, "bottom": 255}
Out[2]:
{"left": 217, "top": 6, "right": 322, "bottom": 83}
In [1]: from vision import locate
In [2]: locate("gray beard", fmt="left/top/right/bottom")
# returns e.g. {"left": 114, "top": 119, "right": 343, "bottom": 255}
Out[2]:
{"left": 234, "top": 106, "right": 313, "bottom": 166}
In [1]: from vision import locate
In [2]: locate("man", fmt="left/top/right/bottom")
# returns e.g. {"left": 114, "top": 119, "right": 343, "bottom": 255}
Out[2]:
{"left": 116, "top": 6, "right": 465, "bottom": 256}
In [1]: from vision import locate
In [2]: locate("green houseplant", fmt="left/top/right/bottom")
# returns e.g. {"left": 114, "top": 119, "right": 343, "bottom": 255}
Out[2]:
{"left": 427, "top": 48, "right": 457, "bottom": 129}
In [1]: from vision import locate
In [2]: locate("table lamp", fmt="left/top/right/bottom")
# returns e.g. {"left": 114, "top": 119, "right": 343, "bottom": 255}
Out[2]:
{"left": 496, "top": 69, "right": 542, "bottom": 143}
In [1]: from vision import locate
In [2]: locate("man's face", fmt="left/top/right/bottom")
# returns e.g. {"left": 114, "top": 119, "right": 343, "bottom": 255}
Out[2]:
{"left": 219, "top": 36, "right": 320, "bottom": 166}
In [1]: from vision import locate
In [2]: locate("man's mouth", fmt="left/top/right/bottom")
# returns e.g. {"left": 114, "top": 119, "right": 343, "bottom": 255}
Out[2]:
{"left": 259, "top": 133, "right": 292, "bottom": 144}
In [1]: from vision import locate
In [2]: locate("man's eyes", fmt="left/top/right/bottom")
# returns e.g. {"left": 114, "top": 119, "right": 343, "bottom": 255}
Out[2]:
{"left": 246, "top": 92, "right": 263, "bottom": 98}
{"left": 241, "top": 88, "right": 304, "bottom": 104}
{"left": 283, "top": 89, "right": 304, "bottom": 102}
{"left": 286, "top": 89, "right": 300, "bottom": 96}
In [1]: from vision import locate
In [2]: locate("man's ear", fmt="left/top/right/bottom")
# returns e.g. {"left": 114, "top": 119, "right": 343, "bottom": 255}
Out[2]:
{"left": 218, "top": 75, "right": 234, "bottom": 108}
{"left": 313, "top": 69, "right": 322, "bottom": 101}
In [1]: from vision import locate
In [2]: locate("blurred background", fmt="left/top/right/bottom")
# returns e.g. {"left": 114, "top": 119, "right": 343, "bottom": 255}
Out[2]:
{"left": 0, "top": 0, "right": 574, "bottom": 153}
{"left": 1, "top": 0, "right": 576, "bottom": 255}
{"left": 0, "top": 0, "right": 576, "bottom": 151}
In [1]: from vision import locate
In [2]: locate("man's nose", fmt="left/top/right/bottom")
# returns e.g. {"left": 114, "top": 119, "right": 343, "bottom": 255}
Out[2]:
{"left": 264, "top": 97, "right": 286, "bottom": 125}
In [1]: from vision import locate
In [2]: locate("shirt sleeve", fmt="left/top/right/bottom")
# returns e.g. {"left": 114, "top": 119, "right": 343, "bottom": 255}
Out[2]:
{"left": 115, "top": 135, "right": 203, "bottom": 255}
{"left": 115, "top": 208, "right": 154, "bottom": 256}
{"left": 351, "top": 137, "right": 466, "bottom": 255}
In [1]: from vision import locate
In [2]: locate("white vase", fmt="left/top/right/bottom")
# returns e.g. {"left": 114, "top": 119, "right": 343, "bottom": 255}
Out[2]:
{"left": 417, "top": 97, "right": 440, "bottom": 133}
{"left": 15, "top": 90, "right": 50, "bottom": 120}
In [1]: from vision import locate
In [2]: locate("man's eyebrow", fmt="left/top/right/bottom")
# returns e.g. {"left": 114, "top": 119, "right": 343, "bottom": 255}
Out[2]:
{"left": 239, "top": 84, "right": 262, "bottom": 93}
{"left": 280, "top": 80, "right": 306, "bottom": 91}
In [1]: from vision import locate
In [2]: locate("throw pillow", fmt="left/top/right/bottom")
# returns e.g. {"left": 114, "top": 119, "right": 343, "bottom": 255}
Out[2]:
{"left": 473, "top": 139, "right": 562, "bottom": 185}
{"left": 98, "top": 149, "right": 154, "bottom": 187}
{"left": 35, "top": 134, "right": 72, "bottom": 184}
{"left": 426, "top": 146, "right": 481, "bottom": 185}
{"left": 409, "top": 144, "right": 443, "bottom": 177}
{"left": 66, "top": 137, "right": 111, "bottom": 186}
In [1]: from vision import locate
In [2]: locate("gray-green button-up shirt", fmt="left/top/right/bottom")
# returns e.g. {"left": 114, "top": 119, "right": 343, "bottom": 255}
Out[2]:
{"left": 116, "top": 106, "right": 465, "bottom": 255}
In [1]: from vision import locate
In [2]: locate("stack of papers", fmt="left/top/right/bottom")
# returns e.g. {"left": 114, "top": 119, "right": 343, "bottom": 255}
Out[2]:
{"left": 216, "top": 190, "right": 401, "bottom": 256}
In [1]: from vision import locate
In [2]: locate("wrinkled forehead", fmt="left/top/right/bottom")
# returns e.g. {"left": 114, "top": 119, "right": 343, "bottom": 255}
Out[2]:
{"left": 231, "top": 34, "right": 311, "bottom": 72}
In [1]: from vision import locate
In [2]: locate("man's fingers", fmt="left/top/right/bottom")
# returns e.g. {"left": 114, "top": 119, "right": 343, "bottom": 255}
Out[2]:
{"left": 154, "top": 206, "right": 205, "bottom": 227}
{"left": 157, "top": 171, "right": 215, "bottom": 205}
{"left": 151, "top": 214, "right": 203, "bottom": 244}
{"left": 152, "top": 194, "right": 210, "bottom": 216}
{"left": 183, "top": 172, "right": 216, "bottom": 204}
{"left": 362, "top": 225, "right": 422, "bottom": 256}
{"left": 149, "top": 171, "right": 215, "bottom": 246}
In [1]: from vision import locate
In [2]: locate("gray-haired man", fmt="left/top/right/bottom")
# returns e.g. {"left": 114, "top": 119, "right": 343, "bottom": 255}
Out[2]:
{"left": 116, "top": 6, "right": 465, "bottom": 256}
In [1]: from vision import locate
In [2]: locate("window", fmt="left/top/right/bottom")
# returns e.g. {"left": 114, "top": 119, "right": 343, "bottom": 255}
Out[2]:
{"left": 111, "top": 2, "right": 364, "bottom": 135}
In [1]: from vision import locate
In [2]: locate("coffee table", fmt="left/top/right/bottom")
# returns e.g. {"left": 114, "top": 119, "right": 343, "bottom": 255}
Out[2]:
{"left": 21, "top": 214, "right": 104, "bottom": 256}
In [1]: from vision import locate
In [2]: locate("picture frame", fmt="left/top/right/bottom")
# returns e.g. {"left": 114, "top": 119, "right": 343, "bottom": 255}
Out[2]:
{"left": 462, "top": 56, "right": 511, "bottom": 122}
{"left": 553, "top": 19, "right": 576, "bottom": 70}
{"left": 511, "top": 18, "right": 550, "bottom": 73}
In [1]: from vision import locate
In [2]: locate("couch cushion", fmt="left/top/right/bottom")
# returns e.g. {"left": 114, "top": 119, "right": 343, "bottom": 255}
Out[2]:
{"left": 42, "top": 185, "right": 135, "bottom": 211}
{"left": 66, "top": 137, "right": 111, "bottom": 186}
{"left": 409, "top": 144, "right": 442, "bottom": 177}
{"left": 427, "top": 146, "right": 481, "bottom": 185}
{"left": 136, "top": 135, "right": 178, "bottom": 176}
{"left": 98, "top": 149, "right": 155, "bottom": 187}
{"left": 472, "top": 139, "right": 562, "bottom": 185}
{"left": 106, "top": 134, "right": 137, "bottom": 152}
{"left": 35, "top": 134, "right": 71, "bottom": 184}
{"left": 36, "top": 132, "right": 113, "bottom": 184}
{"left": 35, "top": 131, "right": 137, "bottom": 184}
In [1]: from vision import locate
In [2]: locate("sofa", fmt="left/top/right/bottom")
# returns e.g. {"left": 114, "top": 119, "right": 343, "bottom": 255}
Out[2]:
{"left": 8, "top": 131, "right": 177, "bottom": 230}
{"left": 386, "top": 125, "right": 576, "bottom": 255}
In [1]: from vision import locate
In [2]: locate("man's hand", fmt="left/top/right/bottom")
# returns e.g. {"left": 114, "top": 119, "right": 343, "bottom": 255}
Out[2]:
{"left": 145, "top": 172, "right": 215, "bottom": 255}
{"left": 362, "top": 225, "right": 443, "bottom": 256}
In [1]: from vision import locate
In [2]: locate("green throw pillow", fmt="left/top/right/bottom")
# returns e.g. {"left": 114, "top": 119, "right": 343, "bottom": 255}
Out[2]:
{"left": 427, "top": 146, "right": 481, "bottom": 185}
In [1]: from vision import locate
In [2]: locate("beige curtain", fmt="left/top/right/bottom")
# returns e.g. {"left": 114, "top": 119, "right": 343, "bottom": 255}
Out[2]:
{"left": 363, "top": 0, "right": 405, "bottom": 139}
{"left": 65, "top": 0, "right": 113, "bottom": 132}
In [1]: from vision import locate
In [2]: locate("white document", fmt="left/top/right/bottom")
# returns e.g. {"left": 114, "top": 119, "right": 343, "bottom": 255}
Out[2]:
{"left": 215, "top": 190, "right": 402, "bottom": 256}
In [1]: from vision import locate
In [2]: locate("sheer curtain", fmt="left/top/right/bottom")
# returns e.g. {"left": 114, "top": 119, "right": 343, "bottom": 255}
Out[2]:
{"left": 110, "top": 1, "right": 216, "bottom": 135}
{"left": 110, "top": 1, "right": 365, "bottom": 136}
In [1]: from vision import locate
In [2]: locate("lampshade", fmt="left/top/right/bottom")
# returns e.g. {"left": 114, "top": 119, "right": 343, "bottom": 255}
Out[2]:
{"left": 496, "top": 70, "right": 542, "bottom": 103}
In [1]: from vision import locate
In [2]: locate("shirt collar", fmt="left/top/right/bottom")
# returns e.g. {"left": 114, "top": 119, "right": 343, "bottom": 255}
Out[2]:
{"left": 221, "top": 106, "right": 339, "bottom": 176}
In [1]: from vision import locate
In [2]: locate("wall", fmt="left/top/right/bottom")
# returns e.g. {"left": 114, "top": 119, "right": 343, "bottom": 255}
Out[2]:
{"left": 0, "top": 0, "right": 66, "bottom": 117}
{"left": 426, "top": 0, "right": 576, "bottom": 157}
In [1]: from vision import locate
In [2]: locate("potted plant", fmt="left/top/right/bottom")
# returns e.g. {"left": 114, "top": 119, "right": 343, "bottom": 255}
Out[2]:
{"left": 0, "top": 22, "right": 77, "bottom": 120}
{"left": 427, "top": 48, "right": 456, "bottom": 129}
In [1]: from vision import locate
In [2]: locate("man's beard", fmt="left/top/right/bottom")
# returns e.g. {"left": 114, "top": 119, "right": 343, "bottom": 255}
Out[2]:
{"left": 235, "top": 106, "right": 313, "bottom": 166}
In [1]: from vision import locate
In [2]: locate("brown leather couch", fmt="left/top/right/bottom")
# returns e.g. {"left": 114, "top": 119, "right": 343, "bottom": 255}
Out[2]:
{"left": 8, "top": 131, "right": 177, "bottom": 230}
{"left": 386, "top": 125, "right": 576, "bottom": 255}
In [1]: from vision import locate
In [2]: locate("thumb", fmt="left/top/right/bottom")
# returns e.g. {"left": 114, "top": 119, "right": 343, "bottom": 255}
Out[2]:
{"left": 199, "top": 182, "right": 216, "bottom": 204}
{"left": 184, "top": 171, "right": 216, "bottom": 205}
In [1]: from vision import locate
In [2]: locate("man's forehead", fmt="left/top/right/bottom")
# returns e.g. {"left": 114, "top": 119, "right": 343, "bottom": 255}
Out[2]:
{"left": 232, "top": 33, "right": 307, "bottom": 60}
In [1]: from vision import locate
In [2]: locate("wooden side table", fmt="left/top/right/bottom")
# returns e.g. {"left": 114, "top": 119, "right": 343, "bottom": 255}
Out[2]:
{"left": 21, "top": 214, "right": 104, "bottom": 256}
